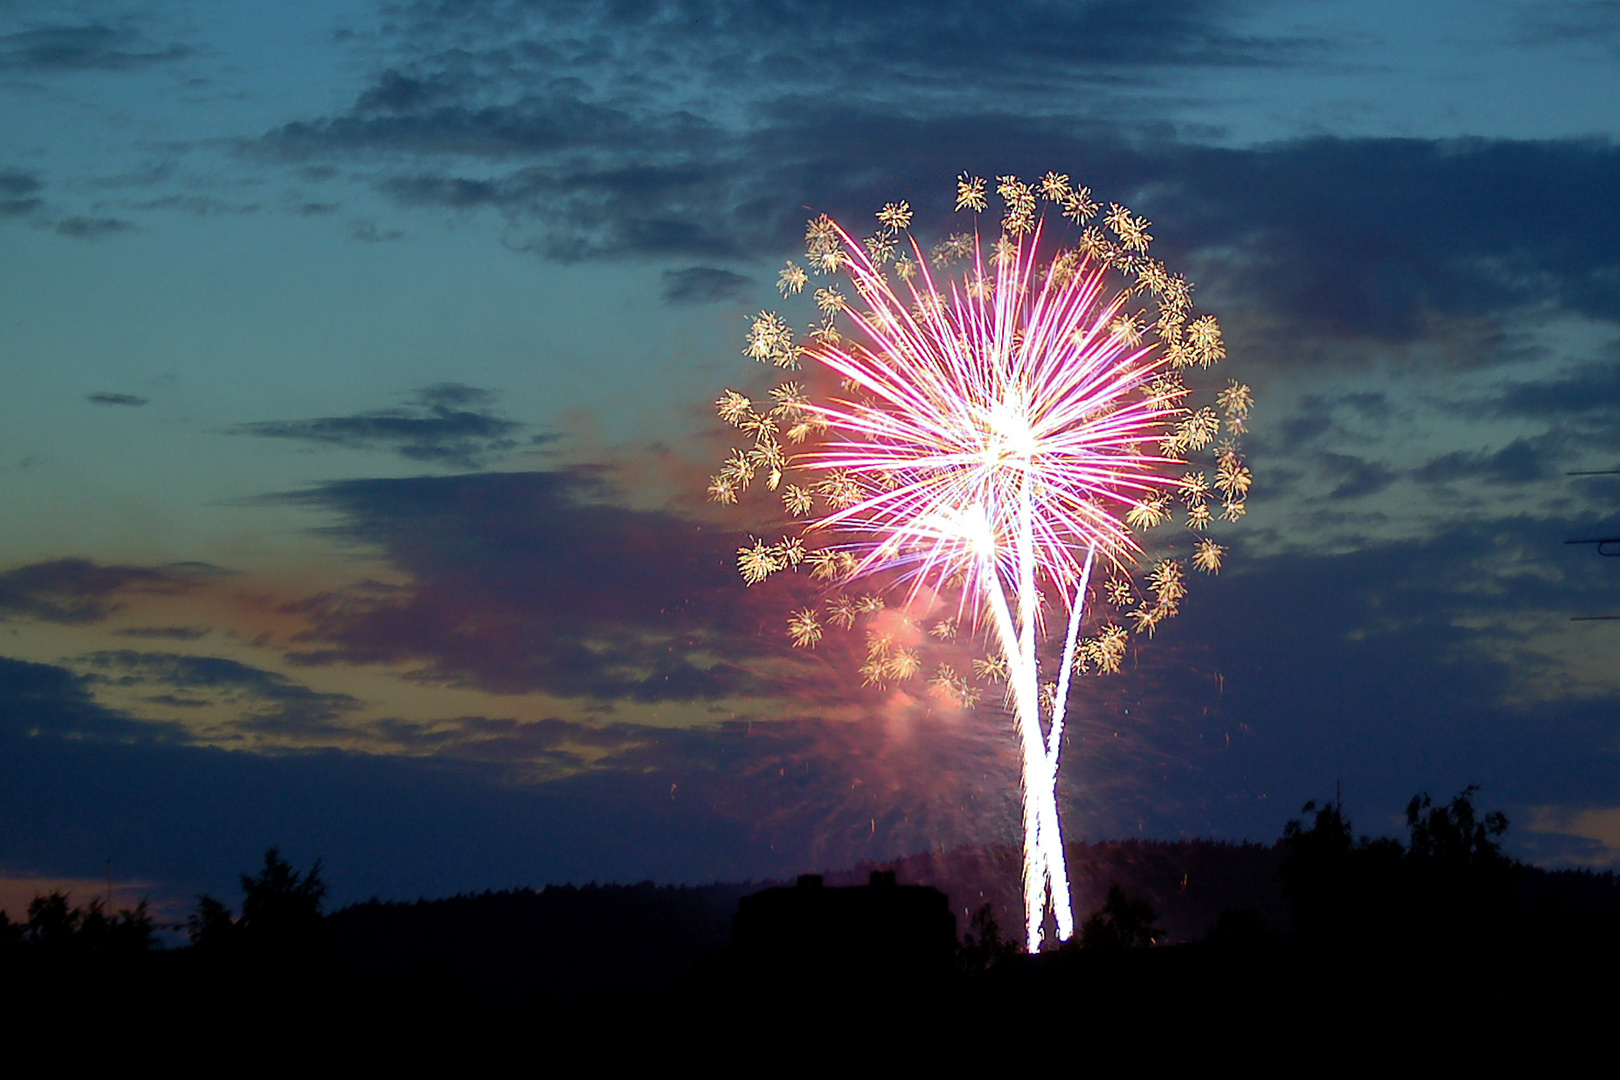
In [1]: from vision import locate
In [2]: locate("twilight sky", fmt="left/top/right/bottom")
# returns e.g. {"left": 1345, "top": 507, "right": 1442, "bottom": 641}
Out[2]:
{"left": 3, "top": 0, "right": 1619, "bottom": 916}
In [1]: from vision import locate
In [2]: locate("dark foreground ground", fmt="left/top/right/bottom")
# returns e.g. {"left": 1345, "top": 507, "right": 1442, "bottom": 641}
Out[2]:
{"left": 3, "top": 910, "right": 1614, "bottom": 1064}
{"left": 6, "top": 823, "right": 1620, "bottom": 1062}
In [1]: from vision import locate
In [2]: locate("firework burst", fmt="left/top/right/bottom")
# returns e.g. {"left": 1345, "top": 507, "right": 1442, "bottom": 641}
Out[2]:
{"left": 711, "top": 172, "right": 1253, "bottom": 951}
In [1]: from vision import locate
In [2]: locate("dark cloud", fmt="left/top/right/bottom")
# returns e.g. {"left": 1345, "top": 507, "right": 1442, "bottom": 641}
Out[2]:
{"left": 87, "top": 392, "right": 148, "bottom": 407}
{"left": 268, "top": 92, "right": 652, "bottom": 162}
{"left": 55, "top": 215, "right": 134, "bottom": 238}
{"left": 1341, "top": 393, "right": 1391, "bottom": 422}
{"left": 236, "top": 1, "right": 1619, "bottom": 343}
{"left": 1513, "top": 1, "right": 1620, "bottom": 45}
{"left": 0, "top": 168, "right": 42, "bottom": 217}
{"left": 1489, "top": 357, "right": 1620, "bottom": 420}
{"left": 351, "top": 219, "right": 405, "bottom": 243}
{"left": 115, "top": 626, "right": 210, "bottom": 641}
{"left": 84, "top": 161, "right": 175, "bottom": 191}
{"left": 1314, "top": 451, "right": 1399, "bottom": 500}
{"left": 1275, "top": 393, "right": 1394, "bottom": 453}
{"left": 377, "top": 162, "right": 745, "bottom": 261}
{"left": 0, "top": 559, "right": 224, "bottom": 625}
{"left": 353, "top": 68, "right": 460, "bottom": 114}
{"left": 242, "top": 1, "right": 1327, "bottom": 265}
{"left": 1276, "top": 396, "right": 1336, "bottom": 450}
{"left": 0, "top": 169, "right": 40, "bottom": 196}
{"left": 0, "top": 24, "right": 191, "bottom": 72}
{"left": 246, "top": 0, "right": 1620, "bottom": 362}
{"left": 81, "top": 650, "right": 361, "bottom": 736}
{"left": 131, "top": 194, "right": 257, "bottom": 217}
{"left": 1415, "top": 433, "right": 1569, "bottom": 486}
{"left": 272, "top": 468, "right": 786, "bottom": 700}
{"left": 258, "top": 91, "right": 1050, "bottom": 261}
{"left": 231, "top": 384, "right": 534, "bottom": 469}
{"left": 387, "top": 0, "right": 1322, "bottom": 87}
{"left": 370, "top": 713, "right": 613, "bottom": 769}
{"left": 0, "top": 656, "right": 187, "bottom": 745}
{"left": 259, "top": 44, "right": 1620, "bottom": 340}
{"left": 1163, "top": 138, "right": 1620, "bottom": 341}
{"left": 661, "top": 266, "right": 751, "bottom": 305}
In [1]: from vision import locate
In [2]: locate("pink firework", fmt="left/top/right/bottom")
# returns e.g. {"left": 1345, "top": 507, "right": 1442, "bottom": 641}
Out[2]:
{"left": 712, "top": 172, "right": 1253, "bottom": 950}
{"left": 804, "top": 220, "right": 1183, "bottom": 605}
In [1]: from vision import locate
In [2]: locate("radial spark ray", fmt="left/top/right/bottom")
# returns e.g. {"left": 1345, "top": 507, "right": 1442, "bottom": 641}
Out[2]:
{"left": 712, "top": 173, "right": 1253, "bottom": 951}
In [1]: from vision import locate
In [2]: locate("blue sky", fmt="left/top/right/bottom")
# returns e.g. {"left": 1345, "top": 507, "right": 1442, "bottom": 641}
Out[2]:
{"left": 2, "top": 0, "right": 1619, "bottom": 915}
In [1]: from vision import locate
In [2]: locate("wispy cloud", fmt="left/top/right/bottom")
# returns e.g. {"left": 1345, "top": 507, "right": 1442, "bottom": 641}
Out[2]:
{"left": 661, "top": 266, "right": 751, "bottom": 305}
{"left": 1511, "top": 1, "right": 1620, "bottom": 48}
{"left": 87, "top": 392, "right": 148, "bottom": 407}
{"left": 80, "top": 650, "right": 363, "bottom": 738}
{"left": 114, "top": 626, "right": 210, "bottom": 641}
{"left": 231, "top": 384, "right": 541, "bottom": 469}
{"left": 0, "top": 559, "right": 226, "bottom": 625}
{"left": 55, "top": 215, "right": 134, "bottom": 239}
{"left": 0, "top": 23, "right": 191, "bottom": 73}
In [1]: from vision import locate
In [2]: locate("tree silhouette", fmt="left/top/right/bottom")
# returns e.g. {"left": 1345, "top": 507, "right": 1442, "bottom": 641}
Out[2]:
{"left": 0, "top": 909, "right": 21, "bottom": 952}
{"left": 187, "top": 893, "right": 237, "bottom": 950}
{"left": 14, "top": 892, "right": 156, "bottom": 957}
{"left": 1280, "top": 798, "right": 1402, "bottom": 943}
{"left": 23, "top": 892, "right": 82, "bottom": 952}
{"left": 1406, "top": 785, "right": 1509, "bottom": 868}
{"left": 1281, "top": 786, "right": 1517, "bottom": 948}
{"left": 1403, "top": 785, "right": 1518, "bottom": 944}
{"left": 74, "top": 896, "right": 156, "bottom": 956}
{"left": 1078, "top": 885, "right": 1161, "bottom": 950}
{"left": 959, "top": 902, "right": 1020, "bottom": 971}
{"left": 189, "top": 848, "right": 329, "bottom": 955}
{"left": 240, "top": 848, "right": 327, "bottom": 944}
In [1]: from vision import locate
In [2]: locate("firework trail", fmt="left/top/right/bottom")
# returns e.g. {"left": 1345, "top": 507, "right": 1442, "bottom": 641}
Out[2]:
{"left": 711, "top": 172, "right": 1252, "bottom": 950}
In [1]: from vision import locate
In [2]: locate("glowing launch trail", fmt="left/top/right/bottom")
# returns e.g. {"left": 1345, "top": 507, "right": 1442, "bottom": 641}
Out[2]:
{"left": 711, "top": 172, "right": 1253, "bottom": 950}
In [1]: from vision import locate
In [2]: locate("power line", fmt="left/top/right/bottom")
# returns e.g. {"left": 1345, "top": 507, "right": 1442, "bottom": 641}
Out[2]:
{"left": 1566, "top": 471, "right": 1619, "bottom": 619}
{"left": 1565, "top": 538, "right": 1620, "bottom": 556}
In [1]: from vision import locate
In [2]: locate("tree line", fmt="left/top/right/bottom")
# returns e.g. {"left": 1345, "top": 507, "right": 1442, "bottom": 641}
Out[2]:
{"left": 5, "top": 786, "right": 1616, "bottom": 969}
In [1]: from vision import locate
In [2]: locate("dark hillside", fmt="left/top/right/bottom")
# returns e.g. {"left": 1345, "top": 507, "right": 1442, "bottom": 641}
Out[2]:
{"left": 318, "top": 837, "right": 1289, "bottom": 1004}
{"left": 836, "top": 839, "right": 1288, "bottom": 942}
{"left": 326, "top": 880, "right": 754, "bottom": 1002}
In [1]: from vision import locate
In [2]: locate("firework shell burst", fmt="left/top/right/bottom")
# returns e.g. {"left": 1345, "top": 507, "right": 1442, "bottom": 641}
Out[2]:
{"left": 710, "top": 171, "right": 1253, "bottom": 950}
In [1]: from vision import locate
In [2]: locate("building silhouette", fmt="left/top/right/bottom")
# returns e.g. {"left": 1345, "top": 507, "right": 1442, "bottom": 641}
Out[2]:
{"left": 731, "top": 871, "right": 956, "bottom": 985}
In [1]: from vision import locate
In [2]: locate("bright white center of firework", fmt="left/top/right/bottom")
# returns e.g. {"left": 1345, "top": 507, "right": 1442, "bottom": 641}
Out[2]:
{"left": 960, "top": 502, "right": 995, "bottom": 556}
{"left": 914, "top": 502, "right": 996, "bottom": 557}
{"left": 983, "top": 393, "right": 1038, "bottom": 464}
